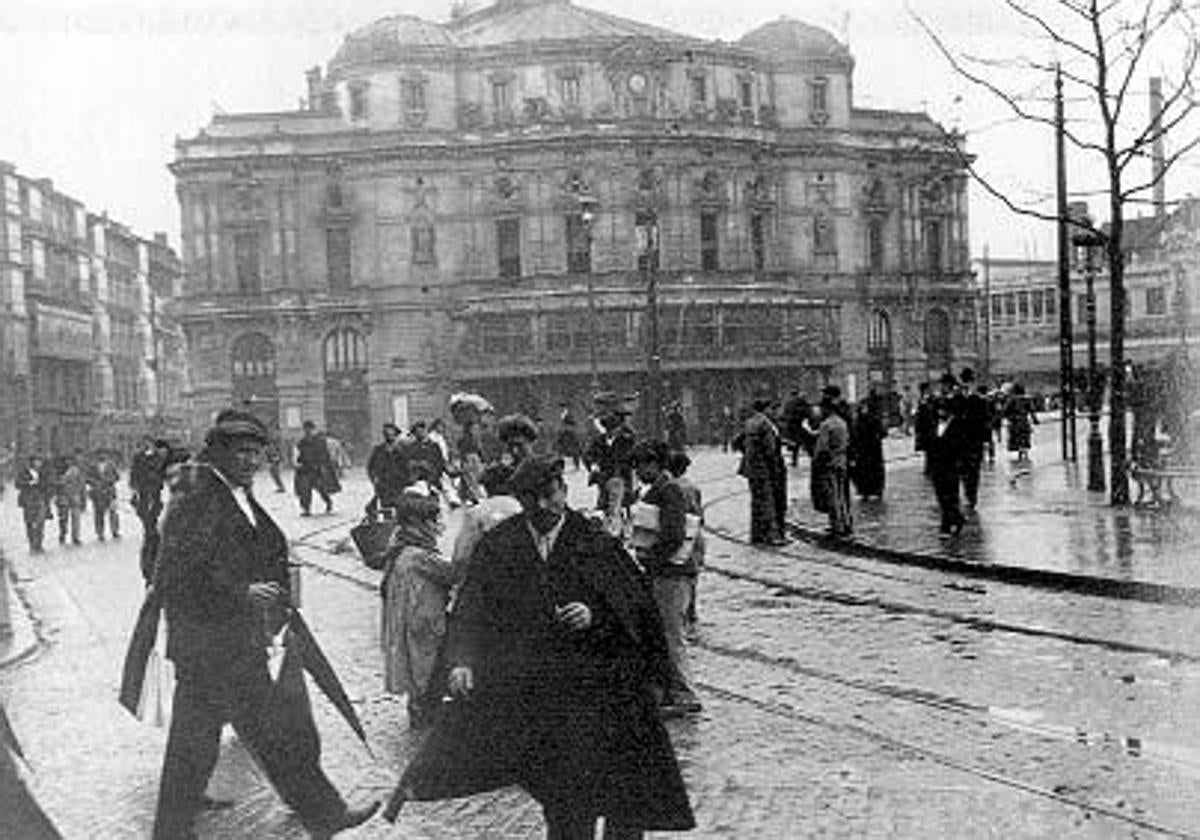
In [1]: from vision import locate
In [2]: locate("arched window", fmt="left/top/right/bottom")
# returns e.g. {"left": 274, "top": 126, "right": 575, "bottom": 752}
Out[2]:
{"left": 323, "top": 327, "right": 367, "bottom": 373}
{"left": 925, "top": 307, "right": 952, "bottom": 367}
{"left": 867, "top": 309, "right": 891, "bottom": 353}
{"left": 230, "top": 333, "right": 275, "bottom": 379}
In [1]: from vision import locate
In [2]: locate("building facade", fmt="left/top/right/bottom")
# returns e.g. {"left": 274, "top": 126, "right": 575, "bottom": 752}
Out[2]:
{"left": 978, "top": 198, "right": 1200, "bottom": 394}
{"left": 171, "top": 0, "right": 975, "bottom": 454}
{"left": 0, "top": 161, "right": 189, "bottom": 460}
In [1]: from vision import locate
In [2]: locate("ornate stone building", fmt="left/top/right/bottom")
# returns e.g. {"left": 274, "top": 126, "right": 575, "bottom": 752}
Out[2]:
{"left": 170, "top": 0, "right": 975, "bottom": 454}
{"left": 0, "top": 161, "right": 188, "bottom": 459}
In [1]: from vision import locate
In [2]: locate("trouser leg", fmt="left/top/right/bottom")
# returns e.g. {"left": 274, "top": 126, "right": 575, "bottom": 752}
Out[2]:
{"left": 111, "top": 504, "right": 120, "bottom": 537}
{"left": 603, "top": 820, "right": 645, "bottom": 840}
{"left": 228, "top": 659, "right": 346, "bottom": 830}
{"left": 960, "top": 452, "right": 982, "bottom": 507}
{"left": 652, "top": 577, "right": 700, "bottom": 706}
{"left": 139, "top": 513, "right": 161, "bottom": 584}
{"left": 153, "top": 669, "right": 226, "bottom": 840}
{"left": 23, "top": 507, "right": 43, "bottom": 550}
{"left": 69, "top": 507, "right": 81, "bottom": 543}
{"left": 94, "top": 502, "right": 107, "bottom": 538}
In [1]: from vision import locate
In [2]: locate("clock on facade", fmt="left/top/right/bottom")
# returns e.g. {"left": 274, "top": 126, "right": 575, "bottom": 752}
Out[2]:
{"left": 627, "top": 73, "right": 647, "bottom": 93}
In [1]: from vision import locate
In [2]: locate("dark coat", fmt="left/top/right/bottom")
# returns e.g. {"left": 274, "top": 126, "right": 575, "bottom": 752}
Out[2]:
{"left": 367, "top": 442, "right": 411, "bottom": 503}
{"left": 15, "top": 466, "right": 51, "bottom": 511}
{"left": 398, "top": 509, "right": 694, "bottom": 831}
{"left": 155, "top": 461, "right": 290, "bottom": 668}
{"left": 738, "top": 411, "right": 785, "bottom": 482}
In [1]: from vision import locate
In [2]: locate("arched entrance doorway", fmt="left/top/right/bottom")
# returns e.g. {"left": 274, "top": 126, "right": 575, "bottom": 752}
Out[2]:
{"left": 323, "top": 327, "right": 369, "bottom": 463}
{"left": 867, "top": 308, "right": 894, "bottom": 395}
{"left": 925, "top": 307, "right": 953, "bottom": 376}
{"left": 230, "top": 333, "right": 279, "bottom": 429}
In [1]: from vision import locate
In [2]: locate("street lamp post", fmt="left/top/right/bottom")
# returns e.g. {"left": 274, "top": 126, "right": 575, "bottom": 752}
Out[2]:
{"left": 578, "top": 193, "right": 600, "bottom": 395}
{"left": 637, "top": 212, "right": 663, "bottom": 440}
{"left": 1075, "top": 233, "right": 1106, "bottom": 492}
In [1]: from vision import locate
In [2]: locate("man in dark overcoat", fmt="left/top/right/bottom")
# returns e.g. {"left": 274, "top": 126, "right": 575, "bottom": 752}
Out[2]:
{"left": 295, "top": 420, "right": 336, "bottom": 516}
{"left": 148, "top": 409, "right": 377, "bottom": 839}
{"left": 928, "top": 396, "right": 967, "bottom": 536}
{"left": 15, "top": 454, "right": 51, "bottom": 554}
{"left": 735, "top": 395, "right": 788, "bottom": 545}
{"left": 389, "top": 455, "right": 695, "bottom": 840}
{"left": 366, "top": 422, "right": 411, "bottom": 513}
{"left": 954, "top": 368, "right": 992, "bottom": 508}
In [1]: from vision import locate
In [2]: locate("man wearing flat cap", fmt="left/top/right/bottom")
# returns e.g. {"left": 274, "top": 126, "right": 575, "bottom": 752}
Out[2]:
{"left": 145, "top": 409, "right": 377, "bottom": 838}
{"left": 390, "top": 453, "right": 695, "bottom": 839}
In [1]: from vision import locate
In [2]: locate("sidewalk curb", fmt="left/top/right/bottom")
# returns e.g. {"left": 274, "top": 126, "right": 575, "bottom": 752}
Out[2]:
{"left": 0, "top": 556, "right": 40, "bottom": 671}
{"left": 785, "top": 521, "right": 1200, "bottom": 608}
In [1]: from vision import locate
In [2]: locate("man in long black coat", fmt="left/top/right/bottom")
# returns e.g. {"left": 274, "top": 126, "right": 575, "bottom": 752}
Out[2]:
{"left": 389, "top": 455, "right": 694, "bottom": 840}
{"left": 146, "top": 409, "right": 377, "bottom": 839}
{"left": 736, "top": 396, "right": 788, "bottom": 545}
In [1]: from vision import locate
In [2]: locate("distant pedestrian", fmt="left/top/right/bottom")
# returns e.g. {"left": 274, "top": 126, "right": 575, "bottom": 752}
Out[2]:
{"left": 584, "top": 396, "right": 637, "bottom": 519}
{"left": 367, "top": 423, "right": 411, "bottom": 514}
{"left": 850, "top": 388, "right": 887, "bottom": 500}
{"left": 929, "top": 396, "right": 966, "bottom": 536}
{"left": 478, "top": 413, "right": 539, "bottom": 498}
{"left": 811, "top": 387, "right": 853, "bottom": 538}
{"left": 130, "top": 437, "right": 170, "bottom": 584}
{"left": 631, "top": 440, "right": 703, "bottom": 717}
{"left": 735, "top": 393, "right": 788, "bottom": 546}
{"left": 86, "top": 450, "right": 121, "bottom": 540}
{"left": 15, "top": 455, "right": 51, "bottom": 554}
{"left": 1004, "top": 383, "right": 1039, "bottom": 478}
{"left": 666, "top": 450, "right": 704, "bottom": 635}
{"left": 914, "top": 382, "right": 937, "bottom": 476}
{"left": 665, "top": 401, "right": 688, "bottom": 452}
{"left": 781, "top": 390, "right": 810, "bottom": 467}
{"left": 407, "top": 421, "right": 447, "bottom": 492}
{"left": 295, "top": 421, "right": 336, "bottom": 516}
{"left": 56, "top": 452, "right": 87, "bottom": 546}
{"left": 265, "top": 434, "right": 286, "bottom": 493}
{"left": 556, "top": 407, "right": 583, "bottom": 470}
{"left": 955, "top": 368, "right": 992, "bottom": 508}
{"left": 719, "top": 404, "right": 737, "bottom": 452}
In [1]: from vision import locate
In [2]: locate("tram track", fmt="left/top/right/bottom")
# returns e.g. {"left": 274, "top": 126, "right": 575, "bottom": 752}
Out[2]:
{"left": 288, "top": 500, "right": 1200, "bottom": 838}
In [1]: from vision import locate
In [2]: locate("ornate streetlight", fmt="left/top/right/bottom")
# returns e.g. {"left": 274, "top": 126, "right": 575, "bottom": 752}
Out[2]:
{"left": 577, "top": 191, "right": 600, "bottom": 395}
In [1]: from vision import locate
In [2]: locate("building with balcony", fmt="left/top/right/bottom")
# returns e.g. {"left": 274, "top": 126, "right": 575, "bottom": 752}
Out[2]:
{"left": 0, "top": 161, "right": 188, "bottom": 459}
{"left": 170, "top": 0, "right": 976, "bottom": 454}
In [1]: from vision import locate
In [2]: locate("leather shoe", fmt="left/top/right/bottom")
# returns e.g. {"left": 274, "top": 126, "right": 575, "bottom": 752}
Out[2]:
{"left": 312, "top": 801, "right": 381, "bottom": 837}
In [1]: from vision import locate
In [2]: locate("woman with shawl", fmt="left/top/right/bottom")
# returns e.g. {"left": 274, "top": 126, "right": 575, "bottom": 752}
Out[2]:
{"left": 381, "top": 490, "right": 460, "bottom": 729}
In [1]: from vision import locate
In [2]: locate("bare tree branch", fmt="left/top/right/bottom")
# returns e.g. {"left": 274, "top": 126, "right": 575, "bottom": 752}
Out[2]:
{"left": 1120, "top": 132, "right": 1200, "bottom": 199}
{"left": 1002, "top": 0, "right": 1096, "bottom": 60}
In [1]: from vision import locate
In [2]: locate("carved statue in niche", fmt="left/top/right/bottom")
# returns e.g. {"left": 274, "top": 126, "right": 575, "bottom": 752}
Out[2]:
{"left": 325, "top": 159, "right": 346, "bottom": 208}
{"left": 495, "top": 174, "right": 519, "bottom": 202}
{"left": 698, "top": 169, "right": 721, "bottom": 201}
{"left": 864, "top": 177, "right": 887, "bottom": 209}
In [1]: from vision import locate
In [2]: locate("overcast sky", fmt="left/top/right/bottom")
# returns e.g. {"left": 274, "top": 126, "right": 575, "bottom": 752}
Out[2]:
{"left": 0, "top": 0, "right": 1189, "bottom": 259}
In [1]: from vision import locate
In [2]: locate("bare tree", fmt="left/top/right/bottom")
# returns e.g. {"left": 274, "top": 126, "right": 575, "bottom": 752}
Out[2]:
{"left": 916, "top": 0, "right": 1200, "bottom": 505}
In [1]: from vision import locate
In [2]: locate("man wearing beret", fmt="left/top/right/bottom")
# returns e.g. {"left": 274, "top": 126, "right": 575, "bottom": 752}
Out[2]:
{"left": 390, "top": 454, "right": 694, "bottom": 839}
{"left": 148, "top": 409, "right": 377, "bottom": 838}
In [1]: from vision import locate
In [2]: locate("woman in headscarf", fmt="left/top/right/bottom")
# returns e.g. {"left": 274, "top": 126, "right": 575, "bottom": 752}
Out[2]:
{"left": 381, "top": 489, "right": 460, "bottom": 729}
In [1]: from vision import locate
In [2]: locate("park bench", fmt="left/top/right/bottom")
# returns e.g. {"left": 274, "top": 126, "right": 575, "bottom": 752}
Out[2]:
{"left": 1131, "top": 460, "right": 1200, "bottom": 507}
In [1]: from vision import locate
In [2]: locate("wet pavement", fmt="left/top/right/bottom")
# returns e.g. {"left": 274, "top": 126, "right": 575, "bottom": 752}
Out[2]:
{"left": 788, "top": 418, "right": 1200, "bottom": 599}
{"left": 2, "top": 446, "right": 1200, "bottom": 838}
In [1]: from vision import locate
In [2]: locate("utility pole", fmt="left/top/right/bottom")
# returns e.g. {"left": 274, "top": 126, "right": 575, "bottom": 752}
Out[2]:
{"left": 637, "top": 211, "right": 663, "bottom": 440}
{"left": 578, "top": 192, "right": 600, "bottom": 395}
{"left": 1055, "top": 66, "right": 1077, "bottom": 462}
{"left": 1075, "top": 233, "right": 1106, "bottom": 491}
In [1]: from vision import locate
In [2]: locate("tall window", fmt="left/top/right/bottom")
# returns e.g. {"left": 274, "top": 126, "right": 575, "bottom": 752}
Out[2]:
{"left": 560, "top": 75, "right": 581, "bottom": 108}
{"left": 497, "top": 218, "right": 521, "bottom": 279}
{"left": 1031, "top": 289, "right": 1044, "bottom": 321}
{"left": 1017, "top": 290, "right": 1030, "bottom": 323}
{"left": 867, "top": 219, "right": 884, "bottom": 271}
{"left": 813, "top": 214, "right": 836, "bottom": 255}
{"left": 925, "top": 219, "right": 943, "bottom": 272}
{"left": 401, "top": 79, "right": 425, "bottom": 113}
{"left": 1147, "top": 285, "right": 1168, "bottom": 316}
{"left": 700, "top": 211, "right": 719, "bottom": 272}
{"left": 412, "top": 223, "right": 436, "bottom": 265}
{"left": 1044, "top": 289, "right": 1057, "bottom": 319}
{"left": 750, "top": 213, "right": 766, "bottom": 272}
{"left": 809, "top": 77, "right": 829, "bottom": 122}
{"left": 690, "top": 74, "right": 707, "bottom": 109}
{"left": 739, "top": 78, "right": 754, "bottom": 110}
{"left": 868, "top": 309, "right": 891, "bottom": 353}
{"left": 326, "top": 227, "right": 352, "bottom": 290}
{"left": 991, "top": 295, "right": 1003, "bottom": 324}
{"left": 349, "top": 84, "right": 369, "bottom": 121}
{"left": 323, "top": 328, "right": 366, "bottom": 373}
{"left": 233, "top": 232, "right": 261, "bottom": 295}
{"left": 492, "top": 80, "right": 511, "bottom": 114}
{"left": 635, "top": 210, "right": 659, "bottom": 273}
{"left": 565, "top": 213, "right": 591, "bottom": 274}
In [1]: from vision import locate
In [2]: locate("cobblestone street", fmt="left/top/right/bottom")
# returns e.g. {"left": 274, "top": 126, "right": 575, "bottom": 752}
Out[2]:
{"left": 4, "top": 431, "right": 1200, "bottom": 838}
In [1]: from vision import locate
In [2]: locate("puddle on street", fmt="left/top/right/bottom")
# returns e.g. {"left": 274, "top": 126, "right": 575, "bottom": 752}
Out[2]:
{"left": 988, "top": 706, "right": 1200, "bottom": 778}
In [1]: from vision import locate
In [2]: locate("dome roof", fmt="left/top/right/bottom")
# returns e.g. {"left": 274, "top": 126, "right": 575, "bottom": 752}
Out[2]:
{"left": 331, "top": 15, "right": 457, "bottom": 68}
{"left": 738, "top": 18, "right": 851, "bottom": 63}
